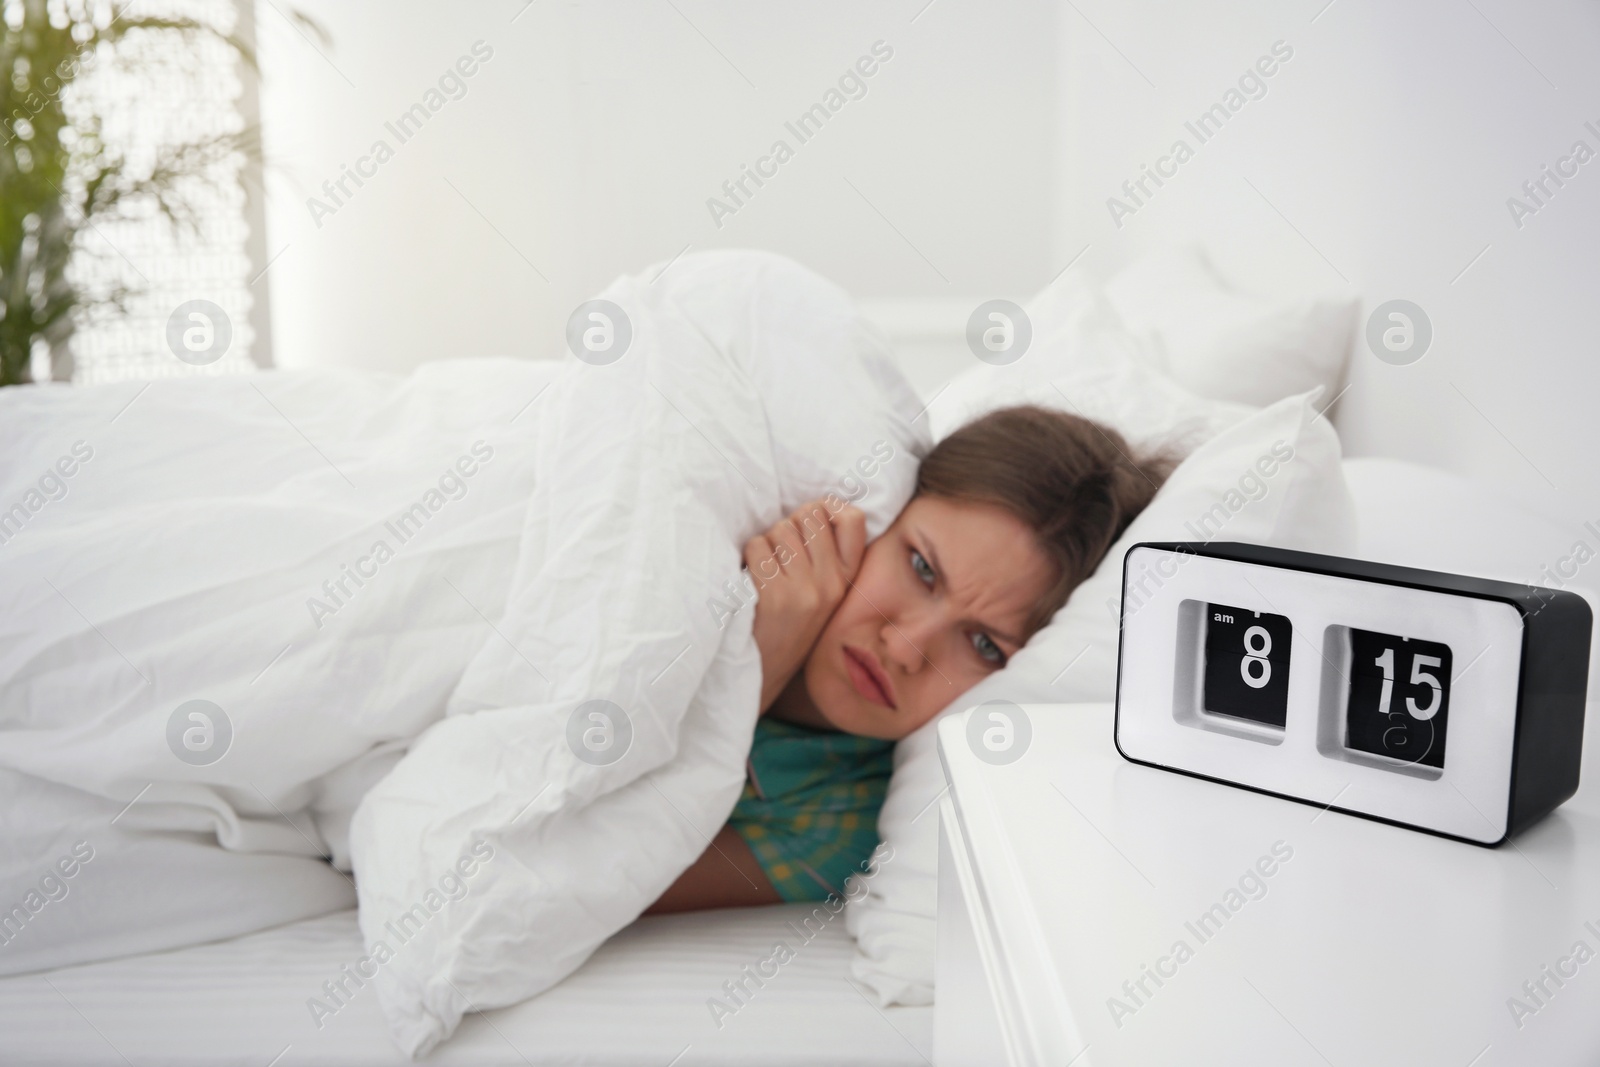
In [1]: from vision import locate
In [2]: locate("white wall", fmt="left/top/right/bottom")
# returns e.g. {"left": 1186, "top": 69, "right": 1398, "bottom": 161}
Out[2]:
{"left": 1051, "top": 0, "right": 1600, "bottom": 528}
{"left": 256, "top": 0, "right": 1059, "bottom": 396}
{"left": 259, "top": 0, "right": 1600, "bottom": 527}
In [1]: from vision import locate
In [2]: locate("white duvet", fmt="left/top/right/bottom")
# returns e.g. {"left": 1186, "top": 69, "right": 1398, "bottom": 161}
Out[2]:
{"left": 0, "top": 251, "right": 927, "bottom": 1056}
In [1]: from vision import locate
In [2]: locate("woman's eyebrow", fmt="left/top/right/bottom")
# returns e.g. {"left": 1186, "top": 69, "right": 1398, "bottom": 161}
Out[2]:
{"left": 914, "top": 525, "right": 1023, "bottom": 648}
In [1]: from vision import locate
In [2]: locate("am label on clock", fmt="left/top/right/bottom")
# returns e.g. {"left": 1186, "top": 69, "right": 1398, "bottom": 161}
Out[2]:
{"left": 1344, "top": 629, "right": 1453, "bottom": 769}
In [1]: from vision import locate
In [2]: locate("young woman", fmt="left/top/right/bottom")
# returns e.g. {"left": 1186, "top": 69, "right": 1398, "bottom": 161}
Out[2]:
{"left": 648, "top": 404, "right": 1172, "bottom": 913}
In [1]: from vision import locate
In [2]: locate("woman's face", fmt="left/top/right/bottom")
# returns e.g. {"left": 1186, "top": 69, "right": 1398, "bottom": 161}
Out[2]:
{"left": 802, "top": 494, "right": 1056, "bottom": 741}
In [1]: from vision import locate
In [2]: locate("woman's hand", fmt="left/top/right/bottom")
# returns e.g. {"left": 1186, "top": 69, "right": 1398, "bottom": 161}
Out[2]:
{"left": 744, "top": 500, "right": 867, "bottom": 712}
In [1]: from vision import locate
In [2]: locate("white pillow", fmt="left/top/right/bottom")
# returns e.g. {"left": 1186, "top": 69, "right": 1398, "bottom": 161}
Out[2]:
{"left": 847, "top": 386, "right": 1356, "bottom": 1006}
{"left": 1102, "top": 246, "right": 1358, "bottom": 408}
{"left": 926, "top": 282, "right": 1255, "bottom": 453}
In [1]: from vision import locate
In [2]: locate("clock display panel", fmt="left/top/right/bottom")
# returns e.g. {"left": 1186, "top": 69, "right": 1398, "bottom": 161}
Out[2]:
{"left": 1201, "top": 603, "right": 1293, "bottom": 728}
{"left": 1344, "top": 628, "right": 1453, "bottom": 769}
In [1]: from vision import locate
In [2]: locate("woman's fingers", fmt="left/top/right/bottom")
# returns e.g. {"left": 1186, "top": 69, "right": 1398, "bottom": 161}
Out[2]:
{"left": 767, "top": 512, "right": 810, "bottom": 575}
{"left": 743, "top": 500, "right": 864, "bottom": 715}
{"left": 748, "top": 499, "right": 864, "bottom": 590}
{"left": 796, "top": 502, "right": 844, "bottom": 597}
{"left": 833, "top": 505, "right": 867, "bottom": 579}
{"left": 743, "top": 532, "right": 780, "bottom": 581}
{"left": 795, "top": 500, "right": 835, "bottom": 554}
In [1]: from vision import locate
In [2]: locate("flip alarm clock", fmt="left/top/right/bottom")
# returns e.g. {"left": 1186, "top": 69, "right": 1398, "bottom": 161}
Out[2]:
{"left": 1114, "top": 541, "right": 1592, "bottom": 845}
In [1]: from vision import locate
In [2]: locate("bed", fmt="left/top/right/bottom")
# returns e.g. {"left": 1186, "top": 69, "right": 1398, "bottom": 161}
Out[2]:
{"left": 0, "top": 903, "right": 932, "bottom": 1066}
{"left": 4, "top": 242, "right": 1589, "bottom": 1063}
{"left": 3, "top": 454, "right": 1579, "bottom": 1066}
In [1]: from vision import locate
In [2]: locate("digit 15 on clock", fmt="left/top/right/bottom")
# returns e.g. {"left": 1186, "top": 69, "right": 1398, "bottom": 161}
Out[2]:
{"left": 1344, "top": 630, "right": 1452, "bottom": 770}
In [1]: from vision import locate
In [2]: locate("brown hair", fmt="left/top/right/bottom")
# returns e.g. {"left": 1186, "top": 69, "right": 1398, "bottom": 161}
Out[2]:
{"left": 915, "top": 405, "right": 1175, "bottom": 635}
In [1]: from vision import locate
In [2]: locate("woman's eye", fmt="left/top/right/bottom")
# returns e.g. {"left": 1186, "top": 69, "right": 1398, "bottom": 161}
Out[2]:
{"left": 970, "top": 632, "right": 1005, "bottom": 666}
{"left": 910, "top": 549, "right": 935, "bottom": 587}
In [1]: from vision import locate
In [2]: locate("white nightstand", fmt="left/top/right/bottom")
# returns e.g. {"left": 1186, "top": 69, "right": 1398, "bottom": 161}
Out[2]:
{"left": 933, "top": 703, "right": 1600, "bottom": 1067}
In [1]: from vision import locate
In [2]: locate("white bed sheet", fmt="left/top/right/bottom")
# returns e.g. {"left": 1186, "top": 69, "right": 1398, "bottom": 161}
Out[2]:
{"left": 0, "top": 904, "right": 933, "bottom": 1066}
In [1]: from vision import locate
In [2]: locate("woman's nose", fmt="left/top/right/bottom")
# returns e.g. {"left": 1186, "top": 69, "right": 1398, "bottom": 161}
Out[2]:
{"left": 881, "top": 610, "right": 940, "bottom": 674}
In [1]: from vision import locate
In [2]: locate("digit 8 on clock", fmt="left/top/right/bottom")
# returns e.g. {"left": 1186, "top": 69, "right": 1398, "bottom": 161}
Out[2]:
{"left": 1344, "top": 629, "right": 1453, "bottom": 770}
{"left": 1201, "top": 603, "right": 1293, "bottom": 728}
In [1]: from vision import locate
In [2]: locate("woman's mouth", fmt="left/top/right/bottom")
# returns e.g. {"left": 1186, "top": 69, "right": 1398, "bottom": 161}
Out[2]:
{"left": 843, "top": 645, "right": 896, "bottom": 709}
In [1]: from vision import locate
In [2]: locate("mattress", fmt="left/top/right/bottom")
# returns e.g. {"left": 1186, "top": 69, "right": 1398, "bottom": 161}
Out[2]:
{"left": 0, "top": 905, "right": 933, "bottom": 1066}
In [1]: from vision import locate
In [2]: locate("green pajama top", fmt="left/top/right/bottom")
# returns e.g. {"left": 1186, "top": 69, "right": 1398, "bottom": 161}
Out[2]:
{"left": 728, "top": 716, "right": 896, "bottom": 903}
